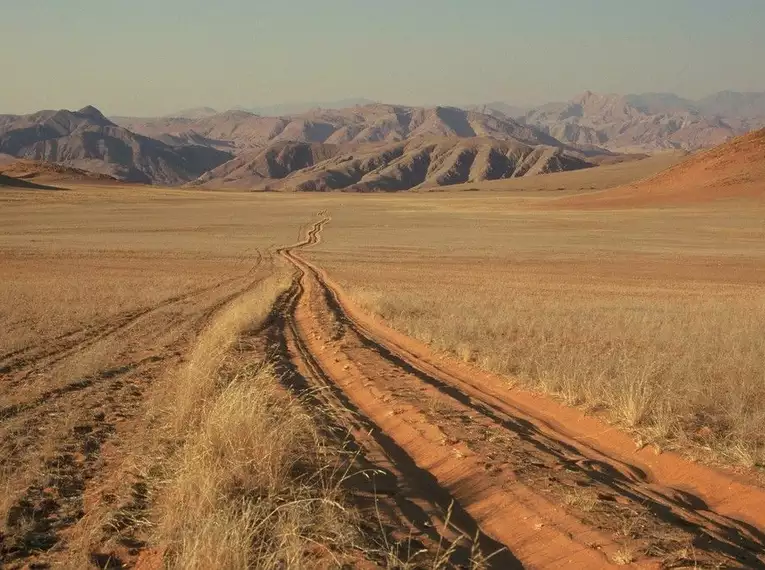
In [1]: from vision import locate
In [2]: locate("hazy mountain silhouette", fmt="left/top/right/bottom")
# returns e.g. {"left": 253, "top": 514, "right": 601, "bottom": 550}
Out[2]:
{"left": 115, "top": 104, "right": 563, "bottom": 154}
{"left": 515, "top": 91, "right": 764, "bottom": 152}
{"left": 0, "top": 106, "right": 232, "bottom": 184}
{"left": 163, "top": 107, "right": 220, "bottom": 119}
{"left": 237, "top": 98, "right": 377, "bottom": 116}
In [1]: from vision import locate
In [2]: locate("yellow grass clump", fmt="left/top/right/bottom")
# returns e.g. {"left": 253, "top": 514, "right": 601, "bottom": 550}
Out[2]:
{"left": 155, "top": 271, "right": 359, "bottom": 569}
{"left": 349, "top": 286, "right": 765, "bottom": 467}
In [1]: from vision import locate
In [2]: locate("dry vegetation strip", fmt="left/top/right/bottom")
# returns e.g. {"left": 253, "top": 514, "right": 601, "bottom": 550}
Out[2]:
{"left": 151, "top": 271, "right": 362, "bottom": 569}
{"left": 52, "top": 268, "right": 367, "bottom": 569}
{"left": 310, "top": 198, "right": 765, "bottom": 472}
{"left": 32, "top": 267, "right": 362, "bottom": 570}
{"left": 347, "top": 282, "right": 765, "bottom": 468}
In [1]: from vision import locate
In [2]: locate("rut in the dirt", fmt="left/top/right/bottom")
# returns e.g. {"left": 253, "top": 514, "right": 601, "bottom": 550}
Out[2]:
{"left": 274, "top": 217, "right": 765, "bottom": 569}
{"left": 0, "top": 251, "right": 265, "bottom": 386}
{"left": 261, "top": 276, "right": 523, "bottom": 569}
{"left": 0, "top": 258, "right": 271, "bottom": 568}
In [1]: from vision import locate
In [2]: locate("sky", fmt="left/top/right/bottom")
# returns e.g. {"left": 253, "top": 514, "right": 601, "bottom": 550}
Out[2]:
{"left": 2, "top": 0, "right": 764, "bottom": 116}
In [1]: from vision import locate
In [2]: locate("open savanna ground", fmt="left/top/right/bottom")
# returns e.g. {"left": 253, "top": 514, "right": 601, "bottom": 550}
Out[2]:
{"left": 309, "top": 194, "right": 765, "bottom": 468}
{"left": 2, "top": 179, "right": 765, "bottom": 569}
{"left": 0, "top": 187, "right": 335, "bottom": 568}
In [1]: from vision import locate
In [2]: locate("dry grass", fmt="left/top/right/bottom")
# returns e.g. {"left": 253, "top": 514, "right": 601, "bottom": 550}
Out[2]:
{"left": 310, "top": 196, "right": 765, "bottom": 469}
{"left": 157, "top": 362, "right": 358, "bottom": 570}
{"left": 0, "top": 254, "right": 239, "bottom": 354}
{"left": 163, "top": 272, "right": 290, "bottom": 435}
{"left": 149, "top": 270, "right": 364, "bottom": 569}
{"left": 347, "top": 286, "right": 765, "bottom": 466}
{"left": 0, "top": 185, "right": 313, "bottom": 354}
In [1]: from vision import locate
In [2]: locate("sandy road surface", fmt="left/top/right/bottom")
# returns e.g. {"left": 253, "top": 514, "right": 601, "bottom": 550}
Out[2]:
{"left": 271, "top": 217, "right": 765, "bottom": 569}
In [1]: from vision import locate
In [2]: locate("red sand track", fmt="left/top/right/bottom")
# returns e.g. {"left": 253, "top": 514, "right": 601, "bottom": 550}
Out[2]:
{"left": 274, "top": 218, "right": 765, "bottom": 569}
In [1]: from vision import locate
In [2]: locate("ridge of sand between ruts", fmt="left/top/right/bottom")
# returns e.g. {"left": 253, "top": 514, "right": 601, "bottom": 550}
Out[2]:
{"left": 276, "top": 217, "right": 765, "bottom": 568}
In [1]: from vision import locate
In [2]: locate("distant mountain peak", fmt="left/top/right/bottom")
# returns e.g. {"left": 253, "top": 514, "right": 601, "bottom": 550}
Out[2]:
{"left": 573, "top": 90, "right": 624, "bottom": 105}
{"left": 238, "top": 98, "right": 377, "bottom": 117}
{"left": 219, "top": 109, "right": 258, "bottom": 119}
{"left": 0, "top": 106, "right": 232, "bottom": 185}
{"left": 519, "top": 90, "right": 763, "bottom": 152}
{"left": 77, "top": 105, "right": 108, "bottom": 121}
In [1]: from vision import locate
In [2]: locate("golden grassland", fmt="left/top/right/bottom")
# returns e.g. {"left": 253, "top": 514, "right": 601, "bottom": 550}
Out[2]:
{"left": 154, "top": 272, "right": 360, "bottom": 570}
{"left": 308, "top": 195, "right": 765, "bottom": 468}
{"left": 0, "top": 254, "right": 244, "bottom": 354}
{"left": 1, "top": 165, "right": 763, "bottom": 567}
{"left": 0, "top": 185, "right": 312, "bottom": 354}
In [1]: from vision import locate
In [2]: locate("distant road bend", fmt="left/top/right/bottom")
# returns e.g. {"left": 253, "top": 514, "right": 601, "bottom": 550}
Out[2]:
{"left": 268, "top": 216, "right": 765, "bottom": 569}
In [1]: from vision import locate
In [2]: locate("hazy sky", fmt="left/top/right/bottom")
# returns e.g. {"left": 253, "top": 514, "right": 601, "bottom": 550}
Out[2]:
{"left": 2, "top": 0, "right": 764, "bottom": 115}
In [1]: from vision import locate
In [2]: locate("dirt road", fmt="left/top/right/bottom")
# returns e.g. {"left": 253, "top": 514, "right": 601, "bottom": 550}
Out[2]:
{"left": 3, "top": 214, "right": 764, "bottom": 569}
{"left": 271, "top": 217, "right": 765, "bottom": 569}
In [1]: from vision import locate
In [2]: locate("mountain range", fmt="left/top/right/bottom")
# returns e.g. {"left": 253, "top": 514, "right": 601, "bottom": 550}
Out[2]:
{"left": 188, "top": 137, "right": 591, "bottom": 191}
{"left": 115, "top": 104, "right": 563, "bottom": 152}
{"left": 1, "top": 90, "right": 763, "bottom": 189}
{"left": 115, "top": 104, "right": 596, "bottom": 190}
{"left": 488, "top": 91, "right": 765, "bottom": 153}
{"left": 0, "top": 106, "right": 232, "bottom": 184}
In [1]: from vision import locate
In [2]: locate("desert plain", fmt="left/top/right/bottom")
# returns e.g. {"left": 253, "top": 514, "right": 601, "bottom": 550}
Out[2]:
{"left": 1, "top": 134, "right": 765, "bottom": 569}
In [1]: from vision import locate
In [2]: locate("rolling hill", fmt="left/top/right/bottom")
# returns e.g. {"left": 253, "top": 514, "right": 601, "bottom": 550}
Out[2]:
{"left": 0, "top": 159, "right": 118, "bottom": 184}
{"left": 556, "top": 128, "right": 765, "bottom": 207}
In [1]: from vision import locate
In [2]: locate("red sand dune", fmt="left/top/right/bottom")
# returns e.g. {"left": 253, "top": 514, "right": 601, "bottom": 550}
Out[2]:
{"left": 556, "top": 128, "right": 765, "bottom": 207}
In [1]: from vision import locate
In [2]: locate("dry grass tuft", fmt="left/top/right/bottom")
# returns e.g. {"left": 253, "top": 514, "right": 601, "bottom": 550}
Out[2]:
{"left": 157, "top": 362, "right": 357, "bottom": 570}
{"left": 611, "top": 546, "right": 636, "bottom": 566}
{"left": 165, "top": 273, "right": 290, "bottom": 435}
{"left": 349, "top": 287, "right": 765, "bottom": 468}
{"left": 154, "top": 271, "right": 359, "bottom": 569}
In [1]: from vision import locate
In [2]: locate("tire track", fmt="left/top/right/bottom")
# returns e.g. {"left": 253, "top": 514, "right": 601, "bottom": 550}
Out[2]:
{"left": 264, "top": 274, "right": 523, "bottom": 569}
{"left": 276, "top": 217, "right": 765, "bottom": 569}
{"left": 0, "top": 252, "right": 267, "bottom": 391}
{"left": 0, "top": 253, "right": 275, "bottom": 568}
{"left": 278, "top": 219, "right": 612, "bottom": 568}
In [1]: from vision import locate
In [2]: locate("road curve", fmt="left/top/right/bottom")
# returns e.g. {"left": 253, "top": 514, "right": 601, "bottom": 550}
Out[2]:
{"left": 274, "top": 216, "right": 765, "bottom": 569}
